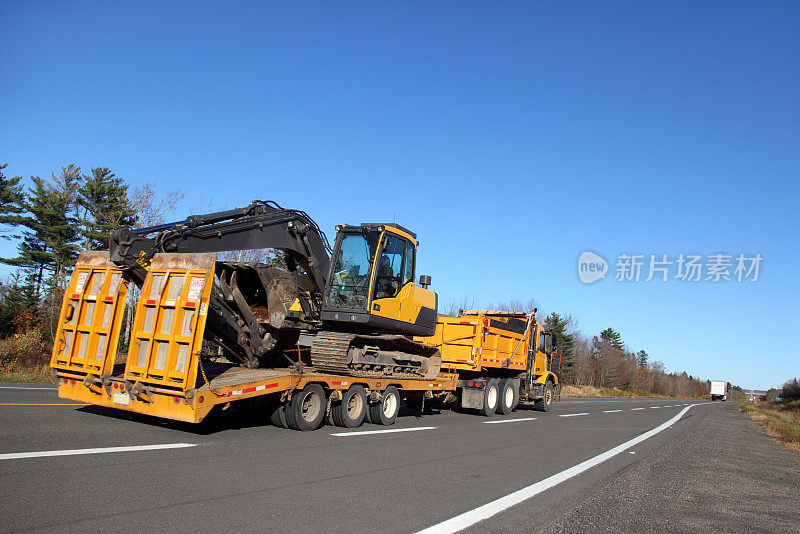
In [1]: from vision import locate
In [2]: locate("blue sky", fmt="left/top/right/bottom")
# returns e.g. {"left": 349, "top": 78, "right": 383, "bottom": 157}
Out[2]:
{"left": 2, "top": 2, "right": 798, "bottom": 389}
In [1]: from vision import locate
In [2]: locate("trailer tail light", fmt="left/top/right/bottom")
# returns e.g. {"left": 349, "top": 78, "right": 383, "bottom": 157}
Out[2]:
{"left": 70, "top": 379, "right": 76, "bottom": 385}
{"left": 198, "top": 395, "right": 204, "bottom": 403}
{"left": 173, "top": 396, "right": 180, "bottom": 404}
{"left": 183, "top": 397, "right": 190, "bottom": 405}
{"left": 469, "top": 381, "right": 474, "bottom": 386}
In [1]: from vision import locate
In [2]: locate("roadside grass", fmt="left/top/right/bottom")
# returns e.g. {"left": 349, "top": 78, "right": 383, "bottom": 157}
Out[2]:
{"left": 739, "top": 400, "right": 800, "bottom": 453}
{"left": 0, "top": 363, "right": 55, "bottom": 383}
{"left": 561, "top": 384, "right": 690, "bottom": 399}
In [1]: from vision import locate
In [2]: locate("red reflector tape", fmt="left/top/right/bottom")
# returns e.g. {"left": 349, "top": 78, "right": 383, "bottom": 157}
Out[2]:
{"left": 103, "top": 296, "right": 113, "bottom": 302}
{"left": 146, "top": 299, "right": 156, "bottom": 305}
{"left": 71, "top": 294, "right": 79, "bottom": 299}
{"left": 185, "top": 302, "right": 196, "bottom": 308}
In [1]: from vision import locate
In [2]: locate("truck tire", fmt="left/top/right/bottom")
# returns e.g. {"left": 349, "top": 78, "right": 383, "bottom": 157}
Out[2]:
{"left": 480, "top": 378, "right": 499, "bottom": 417}
{"left": 285, "top": 384, "right": 326, "bottom": 431}
{"left": 534, "top": 382, "right": 554, "bottom": 412}
{"left": 268, "top": 401, "right": 288, "bottom": 428}
{"left": 331, "top": 384, "right": 368, "bottom": 428}
{"left": 368, "top": 386, "right": 400, "bottom": 426}
{"left": 496, "top": 379, "right": 519, "bottom": 415}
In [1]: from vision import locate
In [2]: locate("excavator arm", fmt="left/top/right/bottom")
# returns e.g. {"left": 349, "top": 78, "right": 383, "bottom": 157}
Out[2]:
{"left": 108, "top": 200, "right": 332, "bottom": 368}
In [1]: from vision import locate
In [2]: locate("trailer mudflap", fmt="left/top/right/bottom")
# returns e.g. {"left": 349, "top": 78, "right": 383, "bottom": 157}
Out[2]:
{"left": 124, "top": 253, "right": 215, "bottom": 391}
{"left": 50, "top": 251, "right": 128, "bottom": 377}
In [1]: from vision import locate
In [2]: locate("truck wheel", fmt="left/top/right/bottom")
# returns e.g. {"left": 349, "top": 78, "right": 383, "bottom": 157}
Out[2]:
{"left": 480, "top": 379, "right": 499, "bottom": 417}
{"left": 285, "top": 384, "right": 326, "bottom": 431}
{"left": 331, "top": 385, "right": 368, "bottom": 428}
{"left": 497, "top": 379, "right": 519, "bottom": 415}
{"left": 534, "top": 382, "right": 554, "bottom": 412}
{"left": 268, "top": 401, "right": 288, "bottom": 428}
{"left": 368, "top": 386, "right": 400, "bottom": 426}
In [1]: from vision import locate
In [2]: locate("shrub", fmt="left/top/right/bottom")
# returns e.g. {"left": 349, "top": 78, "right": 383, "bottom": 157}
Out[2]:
{"left": 0, "top": 329, "right": 50, "bottom": 370}
{"left": 779, "top": 378, "right": 800, "bottom": 401}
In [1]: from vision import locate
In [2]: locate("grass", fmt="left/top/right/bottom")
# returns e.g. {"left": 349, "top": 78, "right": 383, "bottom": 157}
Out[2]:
{"left": 0, "top": 363, "right": 55, "bottom": 383}
{"left": 561, "top": 384, "right": 692, "bottom": 399}
{"left": 739, "top": 400, "right": 800, "bottom": 453}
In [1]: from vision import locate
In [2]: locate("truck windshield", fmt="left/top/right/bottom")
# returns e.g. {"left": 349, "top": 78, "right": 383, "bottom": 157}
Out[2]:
{"left": 326, "top": 232, "right": 377, "bottom": 310}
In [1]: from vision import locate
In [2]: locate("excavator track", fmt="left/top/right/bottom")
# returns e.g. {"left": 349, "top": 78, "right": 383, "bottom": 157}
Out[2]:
{"left": 311, "top": 331, "right": 441, "bottom": 380}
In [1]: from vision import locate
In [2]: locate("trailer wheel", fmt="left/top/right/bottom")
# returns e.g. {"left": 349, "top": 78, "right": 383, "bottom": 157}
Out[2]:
{"left": 480, "top": 379, "right": 499, "bottom": 417}
{"left": 496, "top": 379, "right": 519, "bottom": 415}
{"left": 534, "top": 382, "right": 554, "bottom": 412}
{"left": 268, "top": 401, "right": 288, "bottom": 428}
{"left": 285, "top": 384, "right": 326, "bottom": 431}
{"left": 331, "top": 385, "right": 368, "bottom": 428}
{"left": 368, "top": 386, "right": 400, "bottom": 426}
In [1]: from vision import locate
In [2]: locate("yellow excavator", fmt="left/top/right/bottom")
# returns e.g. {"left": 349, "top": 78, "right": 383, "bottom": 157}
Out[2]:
{"left": 50, "top": 200, "right": 441, "bottom": 388}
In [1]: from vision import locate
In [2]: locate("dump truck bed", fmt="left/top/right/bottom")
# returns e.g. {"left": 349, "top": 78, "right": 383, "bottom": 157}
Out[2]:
{"left": 416, "top": 310, "right": 534, "bottom": 374}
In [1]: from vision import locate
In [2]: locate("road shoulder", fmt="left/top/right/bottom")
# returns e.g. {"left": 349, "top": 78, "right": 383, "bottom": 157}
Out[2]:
{"left": 541, "top": 403, "right": 800, "bottom": 533}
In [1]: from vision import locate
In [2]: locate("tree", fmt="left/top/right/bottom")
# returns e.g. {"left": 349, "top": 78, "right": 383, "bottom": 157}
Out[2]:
{"left": 8, "top": 167, "right": 82, "bottom": 295}
{"left": 0, "top": 163, "right": 26, "bottom": 241}
{"left": 77, "top": 167, "right": 137, "bottom": 250}
{"left": 0, "top": 273, "right": 39, "bottom": 337}
{"left": 636, "top": 349, "right": 649, "bottom": 368}
{"left": 600, "top": 327, "right": 624, "bottom": 351}
{"left": 544, "top": 312, "right": 576, "bottom": 380}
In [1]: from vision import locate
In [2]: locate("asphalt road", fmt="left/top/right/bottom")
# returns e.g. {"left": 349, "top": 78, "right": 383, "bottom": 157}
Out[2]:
{"left": 1, "top": 384, "right": 797, "bottom": 533}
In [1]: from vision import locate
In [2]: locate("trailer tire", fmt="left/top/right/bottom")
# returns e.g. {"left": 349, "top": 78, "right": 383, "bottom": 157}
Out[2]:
{"left": 285, "top": 384, "right": 326, "bottom": 431}
{"left": 331, "top": 385, "right": 368, "bottom": 428}
{"left": 368, "top": 386, "right": 400, "bottom": 426}
{"left": 534, "top": 382, "right": 554, "bottom": 412}
{"left": 268, "top": 401, "right": 288, "bottom": 428}
{"left": 497, "top": 379, "right": 519, "bottom": 415}
{"left": 480, "top": 379, "right": 500, "bottom": 417}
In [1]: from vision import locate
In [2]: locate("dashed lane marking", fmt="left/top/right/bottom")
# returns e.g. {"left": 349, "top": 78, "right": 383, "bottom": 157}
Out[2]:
{"left": 483, "top": 417, "right": 537, "bottom": 424}
{"left": 331, "top": 426, "right": 436, "bottom": 437}
{"left": 558, "top": 413, "right": 589, "bottom": 418}
{"left": 0, "top": 443, "right": 197, "bottom": 461}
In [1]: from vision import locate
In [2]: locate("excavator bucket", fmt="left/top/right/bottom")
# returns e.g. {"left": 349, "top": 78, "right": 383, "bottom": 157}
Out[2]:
{"left": 50, "top": 251, "right": 128, "bottom": 377}
{"left": 124, "top": 253, "right": 215, "bottom": 391}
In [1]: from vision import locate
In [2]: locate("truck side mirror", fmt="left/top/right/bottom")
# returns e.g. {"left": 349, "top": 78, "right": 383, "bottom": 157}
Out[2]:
{"left": 419, "top": 275, "right": 431, "bottom": 289}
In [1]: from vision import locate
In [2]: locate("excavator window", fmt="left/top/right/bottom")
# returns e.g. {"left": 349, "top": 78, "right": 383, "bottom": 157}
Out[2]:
{"left": 374, "top": 235, "right": 404, "bottom": 299}
{"left": 326, "top": 233, "right": 376, "bottom": 310}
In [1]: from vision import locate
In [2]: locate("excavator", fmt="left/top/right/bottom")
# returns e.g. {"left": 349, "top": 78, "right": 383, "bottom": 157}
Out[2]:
{"left": 75, "top": 200, "right": 441, "bottom": 383}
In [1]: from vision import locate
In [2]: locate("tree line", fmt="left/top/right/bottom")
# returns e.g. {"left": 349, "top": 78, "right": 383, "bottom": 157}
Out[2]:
{"left": 0, "top": 162, "right": 183, "bottom": 365}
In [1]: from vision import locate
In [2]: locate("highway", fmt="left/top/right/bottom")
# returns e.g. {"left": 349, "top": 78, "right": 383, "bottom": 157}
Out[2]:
{"left": 1, "top": 385, "right": 798, "bottom": 533}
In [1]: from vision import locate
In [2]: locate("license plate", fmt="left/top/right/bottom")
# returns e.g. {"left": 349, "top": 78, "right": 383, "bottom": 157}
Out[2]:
{"left": 112, "top": 391, "right": 130, "bottom": 406}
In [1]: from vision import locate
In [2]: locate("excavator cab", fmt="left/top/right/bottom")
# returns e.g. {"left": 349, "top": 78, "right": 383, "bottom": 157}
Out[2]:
{"left": 321, "top": 224, "right": 437, "bottom": 337}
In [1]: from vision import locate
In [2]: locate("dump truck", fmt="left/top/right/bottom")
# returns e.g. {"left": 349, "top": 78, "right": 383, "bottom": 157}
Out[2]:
{"left": 710, "top": 380, "right": 727, "bottom": 401}
{"left": 414, "top": 309, "right": 559, "bottom": 415}
{"left": 50, "top": 200, "right": 557, "bottom": 430}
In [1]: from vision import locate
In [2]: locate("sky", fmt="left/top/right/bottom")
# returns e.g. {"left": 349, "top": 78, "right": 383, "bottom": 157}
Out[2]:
{"left": 1, "top": 2, "right": 798, "bottom": 390}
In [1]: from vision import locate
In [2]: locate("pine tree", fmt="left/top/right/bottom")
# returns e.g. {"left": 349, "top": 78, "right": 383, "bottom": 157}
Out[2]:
{"left": 9, "top": 167, "right": 82, "bottom": 294}
{"left": 0, "top": 272, "right": 39, "bottom": 337}
{"left": 77, "top": 167, "right": 137, "bottom": 250}
{"left": 544, "top": 312, "right": 575, "bottom": 379}
{"left": 600, "top": 327, "right": 624, "bottom": 351}
{"left": 0, "top": 163, "right": 27, "bottom": 241}
{"left": 636, "top": 349, "right": 649, "bottom": 368}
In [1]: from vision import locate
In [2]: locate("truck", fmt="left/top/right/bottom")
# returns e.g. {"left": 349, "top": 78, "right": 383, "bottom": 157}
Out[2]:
{"left": 710, "top": 380, "right": 727, "bottom": 401}
{"left": 414, "top": 309, "right": 559, "bottom": 415}
{"left": 49, "top": 200, "right": 558, "bottom": 430}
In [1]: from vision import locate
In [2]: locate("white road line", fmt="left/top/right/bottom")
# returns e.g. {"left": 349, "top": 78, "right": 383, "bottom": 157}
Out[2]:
{"left": 650, "top": 406, "right": 661, "bottom": 409}
{"left": 0, "top": 443, "right": 196, "bottom": 461}
{"left": 416, "top": 404, "right": 698, "bottom": 534}
{"left": 631, "top": 407, "right": 645, "bottom": 411}
{"left": 558, "top": 413, "right": 589, "bottom": 418}
{"left": 331, "top": 426, "right": 436, "bottom": 437}
{"left": 0, "top": 386, "right": 57, "bottom": 390}
{"left": 603, "top": 409, "right": 623, "bottom": 413}
{"left": 483, "top": 417, "right": 537, "bottom": 425}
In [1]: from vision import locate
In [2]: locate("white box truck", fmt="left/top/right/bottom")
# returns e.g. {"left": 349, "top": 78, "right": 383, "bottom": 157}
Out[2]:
{"left": 710, "top": 380, "right": 727, "bottom": 401}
